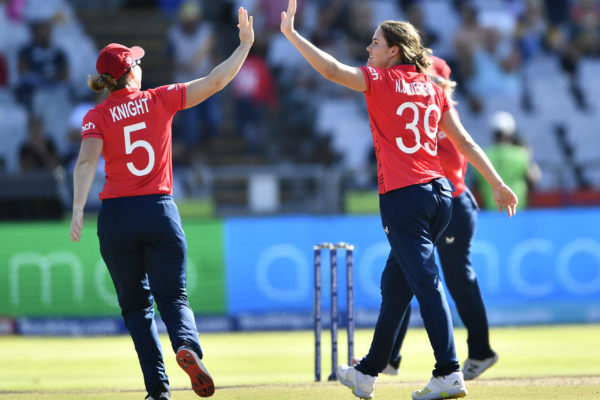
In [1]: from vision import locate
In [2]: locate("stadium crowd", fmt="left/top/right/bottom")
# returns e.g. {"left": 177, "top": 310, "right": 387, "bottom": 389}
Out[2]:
{"left": 0, "top": 0, "right": 599, "bottom": 216}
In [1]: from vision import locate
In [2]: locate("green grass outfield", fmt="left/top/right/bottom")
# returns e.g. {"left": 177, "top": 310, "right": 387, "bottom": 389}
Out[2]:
{"left": 1, "top": 324, "right": 599, "bottom": 399}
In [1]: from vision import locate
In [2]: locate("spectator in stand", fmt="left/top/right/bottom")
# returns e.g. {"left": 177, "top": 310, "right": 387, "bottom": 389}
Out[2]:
{"left": 231, "top": 38, "right": 278, "bottom": 152}
{"left": 166, "top": 0, "right": 220, "bottom": 164}
{"left": 19, "top": 115, "right": 60, "bottom": 172}
{"left": 452, "top": 1, "right": 486, "bottom": 111}
{"left": 513, "top": 0, "right": 548, "bottom": 110}
{"left": 466, "top": 26, "right": 522, "bottom": 101}
{"left": 341, "top": 0, "right": 375, "bottom": 64}
{"left": 401, "top": 2, "right": 439, "bottom": 49}
{"left": 513, "top": 0, "right": 548, "bottom": 63}
{"left": 15, "top": 14, "right": 69, "bottom": 110}
{"left": 539, "top": 0, "right": 593, "bottom": 111}
{"left": 476, "top": 111, "right": 541, "bottom": 210}
{"left": 312, "top": 0, "right": 348, "bottom": 43}
{"left": 251, "top": 0, "right": 301, "bottom": 36}
{"left": 568, "top": 0, "right": 600, "bottom": 57}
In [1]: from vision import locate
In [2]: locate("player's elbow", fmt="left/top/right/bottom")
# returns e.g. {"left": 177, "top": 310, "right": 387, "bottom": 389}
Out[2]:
{"left": 74, "top": 158, "right": 97, "bottom": 174}
{"left": 320, "top": 62, "right": 341, "bottom": 81}
{"left": 206, "top": 70, "right": 229, "bottom": 92}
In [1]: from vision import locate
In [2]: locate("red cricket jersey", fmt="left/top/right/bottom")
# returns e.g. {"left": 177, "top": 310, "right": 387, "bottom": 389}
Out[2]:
{"left": 81, "top": 84, "right": 186, "bottom": 200}
{"left": 437, "top": 107, "right": 467, "bottom": 198}
{"left": 360, "top": 64, "right": 449, "bottom": 194}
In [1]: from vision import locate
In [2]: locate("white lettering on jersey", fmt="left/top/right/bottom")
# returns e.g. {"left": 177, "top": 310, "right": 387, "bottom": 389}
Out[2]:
{"left": 82, "top": 122, "right": 96, "bottom": 131}
{"left": 110, "top": 98, "right": 150, "bottom": 122}
{"left": 395, "top": 79, "right": 436, "bottom": 96}
{"left": 368, "top": 67, "right": 379, "bottom": 81}
{"left": 167, "top": 84, "right": 176, "bottom": 90}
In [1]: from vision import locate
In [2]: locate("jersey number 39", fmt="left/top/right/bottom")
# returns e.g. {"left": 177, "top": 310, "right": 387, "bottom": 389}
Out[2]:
{"left": 124, "top": 122, "right": 155, "bottom": 176}
{"left": 395, "top": 102, "right": 440, "bottom": 156}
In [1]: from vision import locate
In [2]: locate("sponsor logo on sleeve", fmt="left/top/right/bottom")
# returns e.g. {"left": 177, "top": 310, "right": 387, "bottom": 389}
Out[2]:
{"left": 368, "top": 67, "right": 380, "bottom": 81}
{"left": 82, "top": 122, "right": 96, "bottom": 131}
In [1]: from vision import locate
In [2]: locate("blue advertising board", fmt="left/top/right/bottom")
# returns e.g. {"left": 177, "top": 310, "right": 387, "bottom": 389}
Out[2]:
{"left": 224, "top": 208, "right": 600, "bottom": 326}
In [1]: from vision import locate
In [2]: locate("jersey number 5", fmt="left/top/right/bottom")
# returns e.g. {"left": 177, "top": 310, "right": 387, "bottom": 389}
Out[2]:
{"left": 395, "top": 102, "right": 440, "bottom": 156}
{"left": 124, "top": 122, "right": 155, "bottom": 176}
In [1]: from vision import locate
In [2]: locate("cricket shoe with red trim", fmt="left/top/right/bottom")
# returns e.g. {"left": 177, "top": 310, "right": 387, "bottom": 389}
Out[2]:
{"left": 176, "top": 347, "right": 215, "bottom": 397}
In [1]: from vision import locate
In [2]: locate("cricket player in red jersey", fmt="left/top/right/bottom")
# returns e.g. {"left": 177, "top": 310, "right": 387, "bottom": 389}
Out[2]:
{"left": 69, "top": 8, "right": 254, "bottom": 400}
{"left": 280, "top": 0, "right": 517, "bottom": 399}
{"left": 384, "top": 56, "right": 498, "bottom": 381}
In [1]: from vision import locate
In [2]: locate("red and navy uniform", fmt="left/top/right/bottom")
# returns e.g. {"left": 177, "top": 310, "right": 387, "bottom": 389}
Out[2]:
{"left": 82, "top": 84, "right": 185, "bottom": 199}
{"left": 391, "top": 108, "right": 495, "bottom": 368}
{"left": 360, "top": 64, "right": 448, "bottom": 193}
{"left": 83, "top": 84, "right": 205, "bottom": 395}
{"left": 355, "top": 64, "right": 460, "bottom": 377}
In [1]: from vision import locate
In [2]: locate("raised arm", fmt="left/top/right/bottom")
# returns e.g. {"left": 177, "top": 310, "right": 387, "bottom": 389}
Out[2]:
{"left": 439, "top": 109, "right": 518, "bottom": 217}
{"left": 184, "top": 7, "right": 254, "bottom": 108}
{"left": 70, "top": 137, "right": 103, "bottom": 242}
{"left": 280, "top": 0, "right": 366, "bottom": 92}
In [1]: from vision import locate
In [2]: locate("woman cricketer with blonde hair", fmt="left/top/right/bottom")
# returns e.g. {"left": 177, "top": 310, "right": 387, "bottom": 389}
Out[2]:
{"left": 70, "top": 7, "right": 254, "bottom": 400}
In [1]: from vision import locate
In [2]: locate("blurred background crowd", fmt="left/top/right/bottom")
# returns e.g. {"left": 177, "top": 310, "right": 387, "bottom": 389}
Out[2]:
{"left": 0, "top": 0, "right": 599, "bottom": 218}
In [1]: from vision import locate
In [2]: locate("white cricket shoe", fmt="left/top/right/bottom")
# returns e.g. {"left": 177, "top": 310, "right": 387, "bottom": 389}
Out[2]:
{"left": 462, "top": 353, "right": 499, "bottom": 380}
{"left": 337, "top": 364, "right": 377, "bottom": 399}
{"left": 380, "top": 363, "right": 399, "bottom": 376}
{"left": 412, "top": 371, "right": 467, "bottom": 400}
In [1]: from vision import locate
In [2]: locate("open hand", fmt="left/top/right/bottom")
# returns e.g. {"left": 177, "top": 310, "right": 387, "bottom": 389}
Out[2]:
{"left": 237, "top": 6, "right": 254, "bottom": 45}
{"left": 280, "top": 0, "right": 297, "bottom": 37}
{"left": 492, "top": 183, "right": 518, "bottom": 217}
{"left": 70, "top": 209, "right": 84, "bottom": 242}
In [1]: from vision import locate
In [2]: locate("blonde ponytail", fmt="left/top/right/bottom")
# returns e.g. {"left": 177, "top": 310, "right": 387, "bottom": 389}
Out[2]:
{"left": 430, "top": 75, "right": 458, "bottom": 105}
{"left": 87, "top": 72, "right": 130, "bottom": 93}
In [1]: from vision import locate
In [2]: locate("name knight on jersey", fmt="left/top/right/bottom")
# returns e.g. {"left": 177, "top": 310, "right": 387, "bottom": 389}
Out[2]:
{"left": 395, "top": 79, "right": 436, "bottom": 96}
{"left": 110, "top": 98, "right": 150, "bottom": 122}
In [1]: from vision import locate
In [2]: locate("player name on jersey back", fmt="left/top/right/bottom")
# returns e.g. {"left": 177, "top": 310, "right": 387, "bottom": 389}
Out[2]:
{"left": 395, "top": 78, "right": 436, "bottom": 96}
{"left": 110, "top": 98, "right": 150, "bottom": 122}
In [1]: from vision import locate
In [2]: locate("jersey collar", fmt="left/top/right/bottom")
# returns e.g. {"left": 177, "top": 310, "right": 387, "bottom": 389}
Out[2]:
{"left": 110, "top": 87, "right": 140, "bottom": 98}
{"left": 390, "top": 64, "right": 418, "bottom": 73}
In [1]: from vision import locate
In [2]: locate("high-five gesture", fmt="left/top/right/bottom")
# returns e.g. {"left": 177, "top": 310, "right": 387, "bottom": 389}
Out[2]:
{"left": 238, "top": 6, "right": 254, "bottom": 45}
{"left": 279, "top": 0, "right": 365, "bottom": 91}
{"left": 280, "top": 0, "right": 297, "bottom": 37}
{"left": 183, "top": 6, "right": 254, "bottom": 108}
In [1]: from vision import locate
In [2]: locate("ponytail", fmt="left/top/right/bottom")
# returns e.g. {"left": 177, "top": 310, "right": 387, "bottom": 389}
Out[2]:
{"left": 87, "top": 72, "right": 130, "bottom": 93}
{"left": 430, "top": 75, "right": 458, "bottom": 105}
{"left": 414, "top": 48, "right": 433, "bottom": 74}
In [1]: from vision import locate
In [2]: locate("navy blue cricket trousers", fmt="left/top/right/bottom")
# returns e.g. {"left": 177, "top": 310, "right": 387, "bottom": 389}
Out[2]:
{"left": 390, "top": 188, "right": 493, "bottom": 366}
{"left": 97, "top": 194, "right": 202, "bottom": 395}
{"left": 436, "top": 188, "right": 493, "bottom": 359}
{"left": 356, "top": 178, "right": 460, "bottom": 378}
